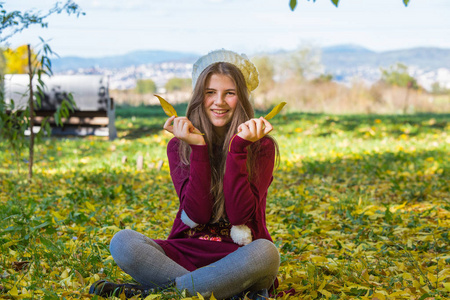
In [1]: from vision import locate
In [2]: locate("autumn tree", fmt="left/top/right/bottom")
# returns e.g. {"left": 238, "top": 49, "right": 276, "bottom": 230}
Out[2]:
{"left": 3, "top": 45, "right": 39, "bottom": 74}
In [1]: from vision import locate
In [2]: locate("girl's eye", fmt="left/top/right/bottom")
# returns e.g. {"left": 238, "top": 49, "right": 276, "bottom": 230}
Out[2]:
{"left": 227, "top": 92, "right": 235, "bottom": 96}
{"left": 205, "top": 91, "right": 215, "bottom": 95}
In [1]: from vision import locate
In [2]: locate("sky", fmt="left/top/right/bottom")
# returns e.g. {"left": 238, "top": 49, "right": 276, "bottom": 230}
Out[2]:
{"left": 2, "top": 0, "right": 450, "bottom": 58}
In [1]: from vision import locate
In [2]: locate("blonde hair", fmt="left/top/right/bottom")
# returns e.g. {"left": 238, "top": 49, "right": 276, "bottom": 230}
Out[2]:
{"left": 178, "top": 62, "right": 278, "bottom": 223}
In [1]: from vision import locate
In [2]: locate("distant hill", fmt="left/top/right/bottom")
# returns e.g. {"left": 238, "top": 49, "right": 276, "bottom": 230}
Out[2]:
{"left": 321, "top": 45, "right": 450, "bottom": 71}
{"left": 52, "top": 50, "right": 199, "bottom": 72}
{"left": 52, "top": 45, "right": 450, "bottom": 73}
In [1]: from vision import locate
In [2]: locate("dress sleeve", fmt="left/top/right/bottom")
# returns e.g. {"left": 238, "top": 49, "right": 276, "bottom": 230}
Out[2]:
{"left": 224, "top": 135, "right": 275, "bottom": 225}
{"left": 167, "top": 138, "right": 213, "bottom": 224}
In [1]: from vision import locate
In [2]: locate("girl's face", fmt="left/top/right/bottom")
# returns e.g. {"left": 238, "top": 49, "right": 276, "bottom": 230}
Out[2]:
{"left": 203, "top": 73, "right": 239, "bottom": 136}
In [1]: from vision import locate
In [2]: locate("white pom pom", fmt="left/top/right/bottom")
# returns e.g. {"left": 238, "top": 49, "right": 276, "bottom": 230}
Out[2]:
{"left": 230, "top": 225, "right": 252, "bottom": 246}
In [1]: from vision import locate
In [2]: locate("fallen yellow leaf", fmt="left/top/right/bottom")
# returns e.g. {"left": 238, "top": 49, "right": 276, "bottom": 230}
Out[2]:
{"left": 196, "top": 292, "right": 205, "bottom": 299}
{"left": 444, "top": 282, "right": 450, "bottom": 292}
{"left": 143, "top": 295, "right": 161, "bottom": 300}
{"left": 9, "top": 286, "right": 18, "bottom": 296}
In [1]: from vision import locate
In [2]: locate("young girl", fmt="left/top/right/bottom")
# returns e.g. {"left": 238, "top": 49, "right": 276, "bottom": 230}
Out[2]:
{"left": 89, "top": 49, "right": 280, "bottom": 300}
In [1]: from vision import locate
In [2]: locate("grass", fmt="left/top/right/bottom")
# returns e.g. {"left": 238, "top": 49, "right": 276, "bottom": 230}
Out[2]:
{"left": 0, "top": 105, "right": 449, "bottom": 299}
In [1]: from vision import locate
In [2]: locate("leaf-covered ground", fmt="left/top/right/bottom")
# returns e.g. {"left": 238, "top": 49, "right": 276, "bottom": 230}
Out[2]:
{"left": 0, "top": 106, "right": 449, "bottom": 300}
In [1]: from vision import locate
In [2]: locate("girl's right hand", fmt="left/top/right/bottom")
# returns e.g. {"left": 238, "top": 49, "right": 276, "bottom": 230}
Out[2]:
{"left": 237, "top": 117, "right": 273, "bottom": 143}
{"left": 164, "top": 116, "right": 206, "bottom": 145}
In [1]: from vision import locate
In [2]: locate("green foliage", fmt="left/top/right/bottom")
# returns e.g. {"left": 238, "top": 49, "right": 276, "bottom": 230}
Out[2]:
{"left": 312, "top": 73, "right": 333, "bottom": 84}
{"left": 0, "top": 1, "right": 84, "bottom": 42}
{"left": 284, "top": 46, "right": 323, "bottom": 80}
{"left": 381, "top": 63, "right": 419, "bottom": 90}
{"left": 289, "top": 0, "right": 410, "bottom": 11}
{"left": 431, "top": 82, "right": 450, "bottom": 95}
{"left": 253, "top": 56, "right": 275, "bottom": 94}
{"left": 135, "top": 79, "right": 157, "bottom": 94}
{"left": 289, "top": 0, "right": 298, "bottom": 11}
{"left": 0, "top": 98, "right": 30, "bottom": 172}
{"left": 165, "top": 77, "right": 192, "bottom": 93}
{"left": 290, "top": 0, "right": 340, "bottom": 10}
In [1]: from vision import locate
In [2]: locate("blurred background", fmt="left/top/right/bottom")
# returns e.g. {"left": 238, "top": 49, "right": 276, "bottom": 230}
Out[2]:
{"left": 2, "top": 0, "right": 450, "bottom": 114}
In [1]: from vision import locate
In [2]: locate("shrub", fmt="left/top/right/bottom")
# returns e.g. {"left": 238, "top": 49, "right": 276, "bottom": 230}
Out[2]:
{"left": 381, "top": 63, "right": 419, "bottom": 90}
{"left": 135, "top": 79, "right": 157, "bottom": 94}
{"left": 165, "top": 77, "right": 191, "bottom": 92}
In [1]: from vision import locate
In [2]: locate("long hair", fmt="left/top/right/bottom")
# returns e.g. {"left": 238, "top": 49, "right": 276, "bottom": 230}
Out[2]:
{"left": 178, "top": 62, "right": 278, "bottom": 223}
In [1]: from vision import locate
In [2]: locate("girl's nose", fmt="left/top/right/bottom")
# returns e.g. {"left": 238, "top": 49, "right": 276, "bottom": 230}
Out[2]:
{"left": 214, "top": 93, "right": 225, "bottom": 105}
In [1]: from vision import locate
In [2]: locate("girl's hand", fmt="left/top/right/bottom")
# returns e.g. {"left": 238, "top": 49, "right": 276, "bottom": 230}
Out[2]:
{"left": 164, "top": 116, "right": 206, "bottom": 145}
{"left": 237, "top": 117, "right": 273, "bottom": 143}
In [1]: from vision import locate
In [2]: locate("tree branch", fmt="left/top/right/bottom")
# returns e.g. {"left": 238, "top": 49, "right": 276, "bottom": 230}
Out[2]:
{"left": 0, "top": 1, "right": 84, "bottom": 42}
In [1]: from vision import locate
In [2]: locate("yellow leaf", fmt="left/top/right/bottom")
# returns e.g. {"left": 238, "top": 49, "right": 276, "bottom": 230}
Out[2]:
{"left": 143, "top": 295, "right": 161, "bottom": 300}
{"left": 9, "top": 286, "right": 19, "bottom": 296}
{"left": 114, "top": 185, "right": 123, "bottom": 194}
{"left": 361, "top": 269, "right": 369, "bottom": 281}
{"left": 61, "top": 269, "right": 70, "bottom": 279}
{"left": 372, "top": 292, "right": 386, "bottom": 300}
{"left": 319, "top": 289, "right": 332, "bottom": 299}
{"left": 310, "top": 255, "right": 328, "bottom": 263}
{"left": 444, "top": 282, "right": 450, "bottom": 292}
{"left": 85, "top": 202, "right": 96, "bottom": 212}
{"left": 196, "top": 292, "right": 205, "bottom": 300}
{"left": 155, "top": 94, "right": 178, "bottom": 117}
{"left": 389, "top": 291, "right": 409, "bottom": 297}
{"left": 51, "top": 211, "right": 64, "bottom": 220}
{"left": 210, "top": 292, "right": 217, "bottom": 300}
{"left": 318, "top": 279, "right": 326, "bottom": 290}
{"left": 2, "top": 240, "right": 18, "bottom": 248}
{"left": 428, "top": 273, "right": 437, "bottom": 283}
{"left": 264, "top": 102, "right": 286, "bottom": 120}
{"left": 74, "top": 270, "right": 85, "bottom": 285}
{"left": 155, "top": 94, "right": 204, "bottom": 135}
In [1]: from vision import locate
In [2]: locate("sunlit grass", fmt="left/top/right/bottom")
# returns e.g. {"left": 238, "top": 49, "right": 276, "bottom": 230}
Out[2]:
{"left": 0, "top": 107, "right": 449, "bottom": 299}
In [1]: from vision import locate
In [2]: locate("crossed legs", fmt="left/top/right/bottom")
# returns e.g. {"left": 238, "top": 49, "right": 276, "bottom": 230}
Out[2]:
{"left": 109, "top": 229, "right": 280, "bottom": 299}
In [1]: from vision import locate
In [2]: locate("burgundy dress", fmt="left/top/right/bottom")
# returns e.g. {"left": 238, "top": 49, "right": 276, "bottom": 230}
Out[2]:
{"left": 154, "top": 135, "right": 275, "bottom": 272}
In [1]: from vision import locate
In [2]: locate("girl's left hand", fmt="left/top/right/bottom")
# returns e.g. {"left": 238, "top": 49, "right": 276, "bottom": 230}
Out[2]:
{"left": 164, "top": 116, "right": 206, "bottom": 145}
{"left": 237, "top": 117, "right": 273, "bottom": 143}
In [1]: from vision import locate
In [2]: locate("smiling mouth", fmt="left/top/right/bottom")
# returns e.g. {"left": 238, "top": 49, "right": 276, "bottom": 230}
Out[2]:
{"left": 211, "top": 109, "right": 229, "bottom": 115}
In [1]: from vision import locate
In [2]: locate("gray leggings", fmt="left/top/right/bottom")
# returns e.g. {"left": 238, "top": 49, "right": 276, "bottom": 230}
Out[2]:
{"left": 109, "top": 229, "right": 280, "bottom": 299}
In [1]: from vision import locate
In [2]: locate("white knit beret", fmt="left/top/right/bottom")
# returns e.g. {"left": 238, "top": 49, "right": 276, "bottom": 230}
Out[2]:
{"left": 192, "top": 49, "right": 259, "bottom": 92}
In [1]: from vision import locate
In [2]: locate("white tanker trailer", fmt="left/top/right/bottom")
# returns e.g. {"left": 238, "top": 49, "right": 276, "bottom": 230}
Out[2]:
{"left": 3, "top": 74, "right": 116, "bottom": 140}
